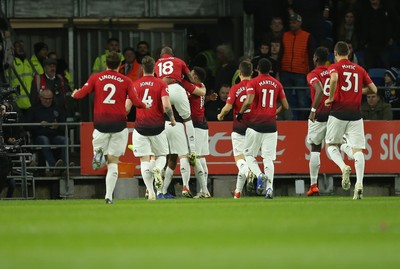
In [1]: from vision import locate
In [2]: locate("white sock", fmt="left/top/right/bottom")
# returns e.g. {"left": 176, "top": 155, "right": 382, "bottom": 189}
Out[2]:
{"left": 235, "top": 173, "right": 246, "bottom": 193}
{"left": 353, "top": 151, "right": 365, "bottom": 185}
{"left": 309, "top": 152, "right": 320, "bottom": 185}
{"left": 194, "top": 159, "right": 208, "bottom": 193}
{"left": 162, "top": 166, "right": 174, "bottom": 194}
{"left": 105, "top": 163, "right": 118, "bottom": 200}
{"left": 180, "top": 157, "right": 191, "bottom": 188}
{"left": 141, "top": 161, "right": 155, "bottom": 196}
{"left": 245, "top": 155, "right": 262, "bottom": 177}
{"left": 184, "top": 120, "right": 196, "bottom": 153}
{"left": 340, "top": 143, "right": 354, "bottom": 160}
{"left": 327, "top": 146, "right": 346, "bottom": 171}
{"left": 155, "top": 156, "right": 166, "bottom": 171}
{"left": 263, "top": 159, "right": 274, "bottom": 190}
{"left": 200, "top": 157, "right": 208, "bottom": 186}
{"left": 236, "top": 159, "right": 250, "bottom": 176}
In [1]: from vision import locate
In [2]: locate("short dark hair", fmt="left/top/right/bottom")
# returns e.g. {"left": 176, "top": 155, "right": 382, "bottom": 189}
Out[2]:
{"left": 137, "top": 41, "right": 149, "bottom": 49}
{"left": 107, "top": 38, "right": 119, "bottom": 44}
{"left": 193, "top": 66, "right": 206, "bottom": 83}
{"left": 123, "top": 47, "right": 135, "bottom": 55}
{"left": 141, "top": 56, "right": 155, "bottom": 74}
{"left": 106, "top": 51, "right": 121, "bottom": 70}
{"left": 314, "top": 46, "right": 329, "bottom": 64}
{"left": 334, "top": 41, "right": 349, "bottom": 56}
{"left": 257, "top": 58, "right": 271, "bottom": 74}
{"left": 239, "top": 60, "right": 253, "bottom": 77}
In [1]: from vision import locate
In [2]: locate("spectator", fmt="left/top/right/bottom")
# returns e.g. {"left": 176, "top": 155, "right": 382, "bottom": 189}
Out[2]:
{"left": 6, "top": 40, "right": 34, "bottom": 118}
{"left": 359, "top": 0, "right": 395, "bottom": 69}
{"left": 287, "top": 0, "right": 332, "bottom": 45}
{"left": 136, "top": 41, "right": 151, "bottom": 64}
{"left": 205, "top": 83, "right": 232, "bottom": 121}
{"left": 268, "top": 39, "right": 281, "bottom": 78}
{"left": 119, "top": 47, "right": 142, "bottom": 82}
{"left": 280, "top": 13, "right": 315, "bottom": 120}
{"left": 214, "top": 44, "right": 237, "bottom": 91}
{"left": 383, "top": 67, "right": 400, "bottom": 119}
{"left": 30, "top": 58, "right": 70, "bottom": 118}
{"left": 26, "top": 88, "right": 66, "bottom": 176}
{"left": 92, "top": 38, "right": 124, "bottom": 73}
{"left": 188, "top": 32, "right": 217, "bottom": 91}
{"left": 361, "top": 93, "right": 393, "bottom": 120}
{"left": 48, "top": 51, "right": 74, "bottom": 90}
{"left": 263, "top": 17, "right": 284, "bottom": 44}
{"left": 251, "top": 41, "right": 270, "bottom": 73}
{"left": 29, "top": 41, "right": 48, "bottom": 75}
{"left": 337, "top": 10, "right": 360, "bottom": 51}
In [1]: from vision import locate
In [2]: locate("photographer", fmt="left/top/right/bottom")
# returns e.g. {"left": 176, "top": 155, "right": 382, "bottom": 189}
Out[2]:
{"left": 0, "top": 101, "right": 24, "bottom": 198}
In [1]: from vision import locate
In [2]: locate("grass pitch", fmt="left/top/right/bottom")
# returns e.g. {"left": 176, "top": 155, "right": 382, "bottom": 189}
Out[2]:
{"left": 0, "top": 197, "right": 399, "bottom": 269}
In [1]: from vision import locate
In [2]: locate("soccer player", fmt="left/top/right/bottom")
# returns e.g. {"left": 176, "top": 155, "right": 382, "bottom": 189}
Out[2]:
{"left": 237, "top": 58, "right": 289, "bottom": 199}
{"left": 184, "top": 67, "right": 210, "bottom": 198}
{"left": 72, "top": 51, "right": 148, "bottom": 204}
{"left": 126, "top": 56, "right": 176, "bottom": 200}
{"left": 155, "top": 46, "right": 197, "bottom": 165}
{"left": 306, "top": 46, "right": 331, "bottom": 196}
{"left": 160, "top": 74, "right": 207, "bottom": 198}
{"left": 325, "top": 41, "right": 377, "bottom": 200}
{"left": 217, "top": 60, "right": 255, "bottom": 199}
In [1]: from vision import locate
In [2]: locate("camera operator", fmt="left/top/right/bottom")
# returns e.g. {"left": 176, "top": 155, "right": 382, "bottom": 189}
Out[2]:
{"left": 0, "top": 101, "right": 24, "bottom": 198}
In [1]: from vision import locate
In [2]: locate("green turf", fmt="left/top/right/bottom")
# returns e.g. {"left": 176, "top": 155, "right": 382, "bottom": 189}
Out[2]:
{"left": 1, "top": 197, "right": 399, "bottom": 269}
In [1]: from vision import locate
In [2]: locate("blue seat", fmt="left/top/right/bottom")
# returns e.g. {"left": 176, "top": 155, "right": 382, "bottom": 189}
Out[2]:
{"left": 368, "top": 68, "right": 387, "bottom": 86}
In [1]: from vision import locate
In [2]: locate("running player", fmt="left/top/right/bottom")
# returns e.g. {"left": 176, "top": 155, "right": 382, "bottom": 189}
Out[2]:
{"left": 325, "top": 41, "right": 377, "bottom": 199}
{"left": 237, "top": 58, "right": 289, "bottom": 199}
{"left": 72, "top": 51, "right": 148, "bottom": 204}
{"left": 306, "top": 46, "right": 331, "bottom": 196}
{"left": 217, "top": 60, "right": 255, "bottom": 199}
{"left": 126, "top": 56, "right": 176, "bottom": 200}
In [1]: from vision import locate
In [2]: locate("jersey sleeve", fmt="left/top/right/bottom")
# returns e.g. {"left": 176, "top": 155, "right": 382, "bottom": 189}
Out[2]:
{"left": 182, "top": 80, "right": 196, "bottom": 94}
{"left": 246, "top": 80, "right": 255, "bottom": 95}
{"left": 362, "top": 68, "right": 373, "bottom": 85}
{"left": 307, "top": 72, "right": 319, "bottom": 87}
{"left": 74, "top": 75, "right": 96, "bottom": 99}
{"left": 226, "top": 86, "right": 236, "bottom": 105}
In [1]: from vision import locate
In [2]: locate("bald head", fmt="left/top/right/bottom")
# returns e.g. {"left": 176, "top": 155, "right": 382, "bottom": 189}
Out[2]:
{"left": 160, "top": 46, "right": 173, "bottom": 56}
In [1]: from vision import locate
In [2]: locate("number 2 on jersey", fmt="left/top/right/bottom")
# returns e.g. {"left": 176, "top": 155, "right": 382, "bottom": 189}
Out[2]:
{"left": 103, "top": 83, "right": 116, "bottom": 104}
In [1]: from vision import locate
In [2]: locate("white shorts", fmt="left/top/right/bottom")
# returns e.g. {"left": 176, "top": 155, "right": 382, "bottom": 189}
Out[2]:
{"left": 132, "top": 129, "right": 169, "bottom": 157}
{"left": 165, "top": 121, "right": 189, "bottom": 156}
{"left": 243, "top": 128, "right": 277, "bottom": 160}
{"left": 92, "top": 128, "right": 128, "bottom": 157}
{"left": 195, "top": 128, "right": 209, "bottom": 156}
{"left": 325, "top": 116, "right": 366, "bottom": 149}
{"left": 231, "top": 131, "right": 246, "bottom": 157}
{"left": 307, "top": 120, "right": 327, "bottom": 146}
{"left": 168, "top": 83, "right": 191, "bottom": 119}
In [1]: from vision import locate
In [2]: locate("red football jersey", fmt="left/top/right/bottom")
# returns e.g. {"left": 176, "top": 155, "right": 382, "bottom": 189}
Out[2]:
{"left": 226, "top": 79, "right": 250, "bottom": 135}
{"left": 307, "top": 65, "right": 331, "bottom": 122}
{"left": 184, "top": 81, "right": 207, "bottom": 129}
{"left": 328, "top": 59, "right": 372, "bottom": 120}
{"left": 74, "top": 70, "right": 145, "bottom": 132}
{"left": 133, "top": 75, "right": 169, "bottom": 135}
{"left": 155, "top": 54, "right": 190, "bottom": 83}
{"left": 245, "top": 73, "right": 286, "bottom": 133}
